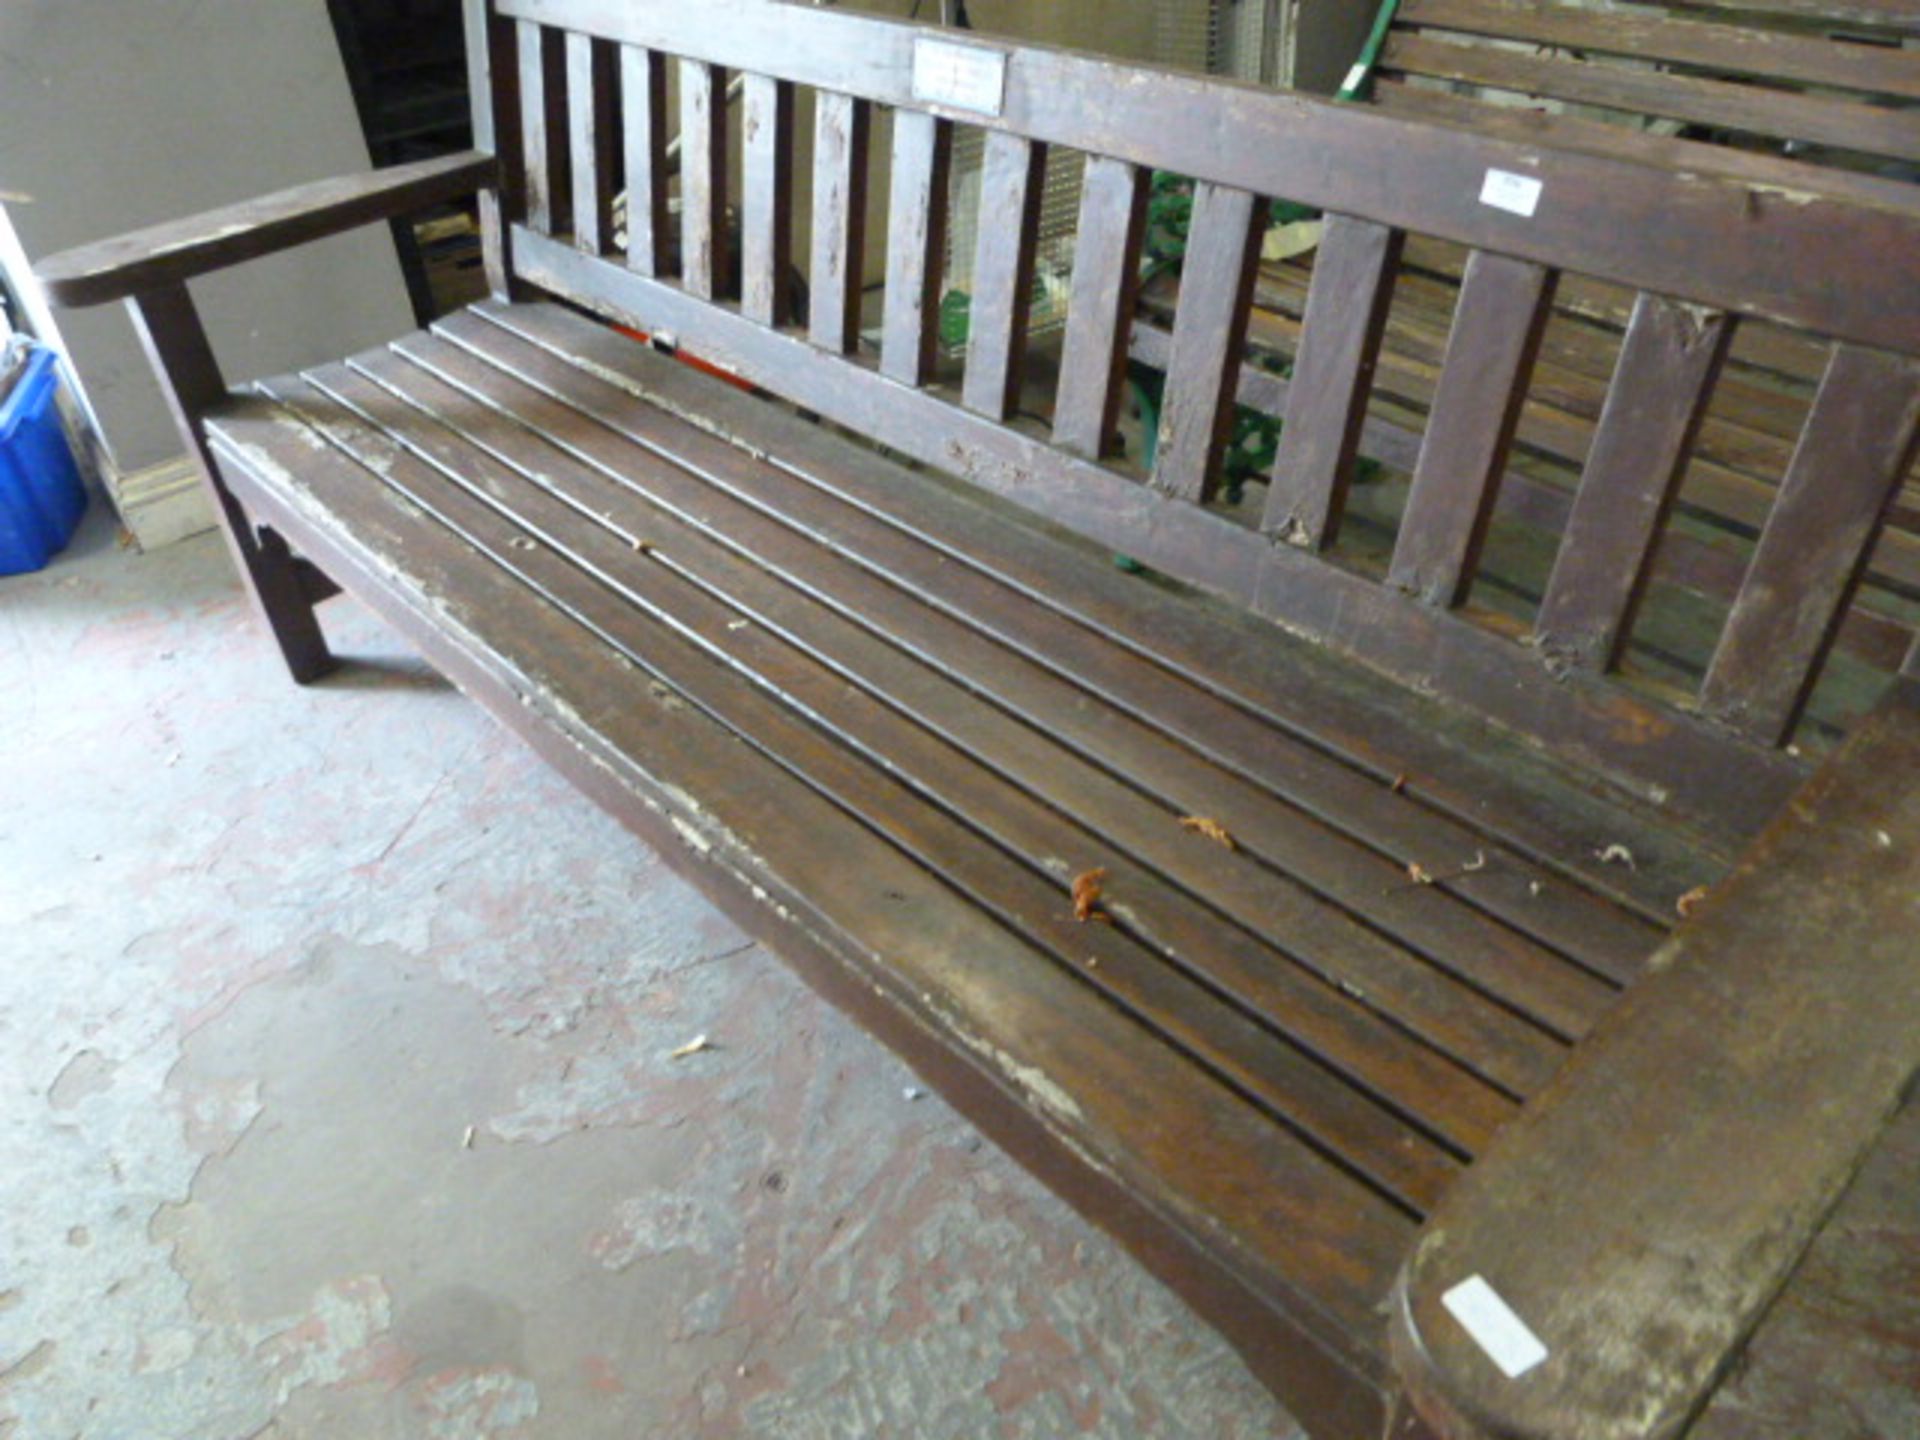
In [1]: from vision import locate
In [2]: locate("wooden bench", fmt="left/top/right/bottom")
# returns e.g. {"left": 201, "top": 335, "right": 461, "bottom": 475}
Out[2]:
{"left": 1137, "top": 0, "right": 1920, "bottom": 747}
{"left": 34, "top": 3, "right": 1920, "bottom": 1435}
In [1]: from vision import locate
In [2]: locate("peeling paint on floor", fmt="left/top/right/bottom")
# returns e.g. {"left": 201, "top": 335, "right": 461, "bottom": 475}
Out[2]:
{"left": 0, "top": 508, "right": 1300, "bottom": 1438}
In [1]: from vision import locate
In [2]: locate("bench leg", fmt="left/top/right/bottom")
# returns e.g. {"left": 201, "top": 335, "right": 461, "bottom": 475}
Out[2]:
{"left": 127, "top": 283, "right": 336, "bottom": 684}
{"left": 226, "top": 512, "right": 336, "bottom": 684}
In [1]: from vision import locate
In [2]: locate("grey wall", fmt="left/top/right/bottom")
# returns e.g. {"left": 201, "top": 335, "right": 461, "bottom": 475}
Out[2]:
{"left": 0, "top": 0, "right": 413, "bottom": 478}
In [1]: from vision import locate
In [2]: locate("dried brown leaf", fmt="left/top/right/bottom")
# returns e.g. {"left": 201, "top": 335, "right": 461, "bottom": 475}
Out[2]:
{"left": 1675, "top": 884, "right": 1710, "bottom": 919}
{"left": 1178, "top": 815, "right": 1237, "bottom": 850}
{"left": 1071, "top": 867, "right": 1108, "bottom": 923}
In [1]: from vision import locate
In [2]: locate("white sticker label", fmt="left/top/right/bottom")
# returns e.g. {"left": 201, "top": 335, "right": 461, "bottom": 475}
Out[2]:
{"left": 1479, "top": 168, "right": 1543, "bottom": 218}
{"left": 911, "top": 37, "right": 1009, "bottom": 116}
{"left": 1341, "top": 62, "right": 1368, "bottom": 94}
{"left": 1441, "top": 1275, "right": 1549, "bottom": 1379}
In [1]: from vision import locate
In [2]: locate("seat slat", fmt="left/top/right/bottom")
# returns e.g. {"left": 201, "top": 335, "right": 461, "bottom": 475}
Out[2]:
{"left": 1397, "top": 0, "right": 1920, "bottom": 102}
{"left": 1383, "top": 32, "right": 1920, "bottom": 165}
{"left": 880, "top": 109, "right": 952, "bottom": 387}
{"left": 400, "top": 322, "right": 1599, "bottom": 1074}
{"left": 808, "top": 92, "right": 871, "bottom": 356}
{"left": 1536, "top": 295, "right": 1733, "bottom": 673}
{"left": 741, "top": 74, "right": 796, "bottom": 327}
{"left": 1390, "top": 250, "right": 1556, "bottom": 608}
{"left": 462, "top": 303, "right": 1679, "bottom": 981}
{"left": 517, "top": 20, "right": 570, "bottom": 234}
{"left": 960, "top": 131, "right": 1047, "bottom": 422}
{"left": 678, "top": 59, "right": 729, "bottom": 299}
{"left": 1152, "top": 182, "right": 1266, "bottom": 505}
{"left": 1054, "top": 155, "right": 1149, "bottom": 458}
{"left": 482, "top": 298, "right": 1722, "bottom": 933}
{"left": 305, "top": 353, "right": 1526, "bottom": 1178}
{"left": 619, "top": 46, "right": 669, "bottom": 276}
{"left": 1701, "top": 347, "right": 1920, "bottom": 745}
{"left": 1265, "top": 214, "right": 1403, "bottom": 549}
{"left": 204, "top": 382, "right": 1420, "bottom": 1368}
{"left": 565, "top": 33, "right": 618, "bottom": 254}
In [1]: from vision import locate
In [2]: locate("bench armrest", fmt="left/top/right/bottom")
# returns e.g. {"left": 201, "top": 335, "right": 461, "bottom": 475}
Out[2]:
{"left": 1391, "top": 679, "right": 1920, "bottom": 1440}
{"left": 33, "top": 150, "right": 498, "bottom": 308}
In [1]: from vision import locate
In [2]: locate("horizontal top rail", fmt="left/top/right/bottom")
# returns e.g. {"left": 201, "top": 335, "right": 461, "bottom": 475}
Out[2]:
{"left": 498, "top": 0, "right": 1920, "bottom": 355}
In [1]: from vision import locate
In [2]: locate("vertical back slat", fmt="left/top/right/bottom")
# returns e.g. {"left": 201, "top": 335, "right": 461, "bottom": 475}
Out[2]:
{"left": 809, "top": 93, "right": 871, "bottom": 355}
{"left": 881, "top": 110, "right": 953, "bottom": 387}
{"left": 621, "top": 46, "right": 669, "bottom": 276}
{"left": 463, "top": 0, "right": 523, "bottom": 295}
{"left": 518, "top": 20, "right": 570, "bottom": 234}
{"left": 566, "top": 33, "right": 619, "bottom": 254}
{"left": 960, "top": 132, "right": 1047, "bottom": 421}
{"left": 1388, "top": 250, "right": 1556, "bottom": 607}
{"left": 742, "top": 75, "right": 797, "bottom": 326}
{"left": 1151, "top": 182, "right": 1266, "bottom": 504}
{"left": 1053, "top": 156, "right": 1149, "bottom": 458}
{"left": 680, "top": 60, "right": 730, "bottom": 300}
{"left": 1263, "top": 214, "right": 1402, "bottom": 548}
{"left": 1535, "top": 295, "right": 1733, "bottom": 672}
{"left": 1700, "top": 347, "right": 1920, "bottom": 744}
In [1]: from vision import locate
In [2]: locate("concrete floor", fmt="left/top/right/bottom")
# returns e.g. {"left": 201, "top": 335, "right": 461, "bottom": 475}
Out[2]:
{"left": 0, "top": 502, "right": 1302, "bottom": 1439}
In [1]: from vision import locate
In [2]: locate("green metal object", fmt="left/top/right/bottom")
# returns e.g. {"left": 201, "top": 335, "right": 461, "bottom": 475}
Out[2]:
{"left": 1336, "top": 0, "right": 1404, "bottom": 102}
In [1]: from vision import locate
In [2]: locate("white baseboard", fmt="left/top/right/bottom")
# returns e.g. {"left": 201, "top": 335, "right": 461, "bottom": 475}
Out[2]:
{"left": 114, "top": 456, "right": 215, "bottom": 551}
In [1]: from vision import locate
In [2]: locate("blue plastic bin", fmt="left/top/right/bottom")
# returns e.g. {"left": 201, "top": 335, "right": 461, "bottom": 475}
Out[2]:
{"left": 0, "top": 347, "right": 88, "bottom": 576}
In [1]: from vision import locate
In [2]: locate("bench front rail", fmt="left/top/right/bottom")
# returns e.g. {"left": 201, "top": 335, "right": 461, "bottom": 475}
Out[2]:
{"left": 32, "top": 1, "right": 1920, "bottom": 1435}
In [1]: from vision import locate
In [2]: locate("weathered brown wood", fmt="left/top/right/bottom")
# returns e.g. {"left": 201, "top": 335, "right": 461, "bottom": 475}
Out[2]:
{"left": 1152, "top": 182, "right": 1264, "bottom": 504}
{"left": 33, "top": 151, "right": 497, "bottom": 308}
{"left": 741, "top": 74, "right": 796, "bottom": 327}
{"left": 678, "top": 59, "right": 729, "bottom": 299}
{"left": 1053, "top": 155, "right": 1148, "bottom": 458}
{"left": 960, "top": 131, "right": 1046, "bottom": 421}
{"left": 1383, "top": 31, "right": 1920, "bottom": 165}
{"left": 463, "top": 0, "right": 523, "bottom": 296}
{"left": 496, "top": 0, "right": 1920, "bottom": 355}
{"left": 1264, "top": 214, "right": 1402, "bottom": 548}
{"left": 1396, "top": 0, "right": 1920, "bottom": 103}
{"left": 619, "top": 46, "right": 669, "bottom": 276}
{"left": 1394, "top": 680, "right": 1920, "bottom": 1440}
{"left": 880, "top": 108, "right": 952, "bottom": 387}
{"left": 1607, "top": 0, "right": 1920, "bottom": 32}
{"left": 1389, "top": 250, "right": 1555, "bottom": 608}
{"left": 411, "top": 317, "right": 1616, "bottom": 1070}
{"left": 1535, "top": 296, "right": 1733, "bottom": 673}
{"left": 1701, "top": 348, "right": 1920, "bottom": 745}
{"left": 566, "top": 32, "right": 619, "bottom": 253}
{"left": 808, "top": 92, "right": 871, "bottom": 355}
{"left": 484, "top": 297, "right": 1716, "bottom": 933}
{"left": 510, "top": 228, "right": 1808, "bottom": 835}
{"left": 126, "top": 284, "right": 332, "bottom": 682}
{"left": 517, "top": 20, "right": 570, "bottom": 234}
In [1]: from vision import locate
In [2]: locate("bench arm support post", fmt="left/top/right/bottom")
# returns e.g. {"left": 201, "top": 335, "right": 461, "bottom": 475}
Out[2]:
{"left": 128, "top": 282, "right": 335, "bottom": 683}
{"left": 1390, "top": 678, "right": 1920, "bottom": 1440}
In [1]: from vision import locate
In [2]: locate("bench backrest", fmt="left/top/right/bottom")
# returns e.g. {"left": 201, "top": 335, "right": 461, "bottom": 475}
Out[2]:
{"left": 1374, "top": 0, "right": 1920, "bottom": 177}
{"left": 462, "top": 0, "right": 1920, "bottom": 838}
